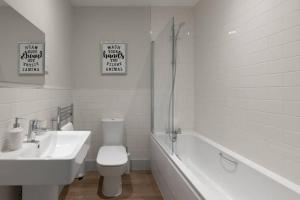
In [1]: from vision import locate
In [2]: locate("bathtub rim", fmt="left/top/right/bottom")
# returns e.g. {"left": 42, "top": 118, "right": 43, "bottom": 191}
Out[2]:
{"left": 152, "top": 131, "right": 300, "bottom": 196}
{"left": 151, "top": 133, "right": 207, "bottom": 200}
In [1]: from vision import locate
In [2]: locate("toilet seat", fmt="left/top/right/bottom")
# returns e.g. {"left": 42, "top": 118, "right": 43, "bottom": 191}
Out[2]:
{"left": 97, "top": 146, "right": 128, "bottom": 166}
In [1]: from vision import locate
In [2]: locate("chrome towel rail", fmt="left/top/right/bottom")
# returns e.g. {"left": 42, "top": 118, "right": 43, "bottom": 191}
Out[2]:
{"left": 55, "top": 104, "right": 73, "bottom": 130}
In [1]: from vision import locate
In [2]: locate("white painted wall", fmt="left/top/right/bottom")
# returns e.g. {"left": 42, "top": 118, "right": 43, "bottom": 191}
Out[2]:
{"left": 194, "top": 0, "right": 300, "bottom": 184}
{"left": 71, "top": 7, "right": 151, "bottom": 162}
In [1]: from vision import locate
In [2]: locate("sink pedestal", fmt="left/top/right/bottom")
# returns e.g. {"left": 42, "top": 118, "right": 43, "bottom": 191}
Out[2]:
{"left": 23, "top": 185, "right": 60, "bottom": 200}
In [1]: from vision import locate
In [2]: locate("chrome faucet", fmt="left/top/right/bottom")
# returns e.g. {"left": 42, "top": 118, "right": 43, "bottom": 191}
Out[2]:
{"left": 27, "top": 120, "right": 49, "bottom": 142}
{"left": 27, "top": 120, "right": 39, "bottom": 142}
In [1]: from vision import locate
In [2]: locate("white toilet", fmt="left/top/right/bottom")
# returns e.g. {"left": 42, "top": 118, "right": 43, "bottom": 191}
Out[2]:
{"left": 96, "top": 118, "right": 128, "bottom": 197}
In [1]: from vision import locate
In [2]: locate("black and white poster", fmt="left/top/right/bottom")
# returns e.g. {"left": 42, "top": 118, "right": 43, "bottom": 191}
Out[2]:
{"left": 18, "top": 43, "right": 45, "bottom": 75}
{"left": 101, "top": 42, "right": 127, "bottom": 75}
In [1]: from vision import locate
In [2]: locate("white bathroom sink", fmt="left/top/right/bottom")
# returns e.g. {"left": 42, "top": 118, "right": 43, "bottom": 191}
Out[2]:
{"left": 0, "top": 131, "right": 91, "bottom": 185}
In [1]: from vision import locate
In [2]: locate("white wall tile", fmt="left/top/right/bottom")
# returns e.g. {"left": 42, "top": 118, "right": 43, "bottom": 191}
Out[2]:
{"left": 73, "top": 89, "right": 151, "bottom": 161}
{"left": 194, "top": 0, "right": 300, "bottom": 185}
{"left": 0, "top": 88, "right": 72, "bottom": 151}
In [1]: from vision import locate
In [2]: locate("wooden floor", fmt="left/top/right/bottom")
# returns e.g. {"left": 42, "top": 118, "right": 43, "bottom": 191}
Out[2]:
{"left": 60, "top": 171, "right": 164, "bottom": 200}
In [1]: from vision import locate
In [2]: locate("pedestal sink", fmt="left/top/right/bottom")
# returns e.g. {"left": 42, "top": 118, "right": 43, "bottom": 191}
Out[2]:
{"left": 0, "top": 131, "right": 91, "bottom": 200}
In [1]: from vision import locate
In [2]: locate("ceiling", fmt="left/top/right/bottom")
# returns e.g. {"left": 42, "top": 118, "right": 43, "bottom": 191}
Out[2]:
{"left": 69, "top": 0, "right": 199, "bottom": 7}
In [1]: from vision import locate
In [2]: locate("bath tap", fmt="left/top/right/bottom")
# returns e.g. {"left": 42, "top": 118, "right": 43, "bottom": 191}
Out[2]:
{"left": 175, "top": 128, "right": 182, "bottom": 135}
{"left": 172, "top": 128, "right": 182, "bottom": 142}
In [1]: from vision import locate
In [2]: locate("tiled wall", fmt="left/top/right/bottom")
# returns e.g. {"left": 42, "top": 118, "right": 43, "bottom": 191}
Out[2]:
{"left": 0, "top": 86, "right": 71, "bottom": 199}
{"left": 73, "top": 89, "right": 151, "bottom": 162}
{"left": 194, "top": 0, "right": 300, "bottom": 184}
{"left": 0, "top": 87, "right": 72, "bottom": 151}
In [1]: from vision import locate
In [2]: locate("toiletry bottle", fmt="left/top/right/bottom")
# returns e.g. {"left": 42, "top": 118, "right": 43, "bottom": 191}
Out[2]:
{"left": 8, "top": 118, "right": 24, "bottom": 151}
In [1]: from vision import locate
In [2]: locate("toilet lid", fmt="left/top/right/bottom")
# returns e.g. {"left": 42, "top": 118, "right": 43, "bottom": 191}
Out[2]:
{"left": 97, "top": 146, "right": 128, "bottom": 166}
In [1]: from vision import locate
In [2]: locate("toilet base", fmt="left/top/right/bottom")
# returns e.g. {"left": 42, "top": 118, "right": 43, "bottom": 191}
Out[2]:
{"left": 102, "top": 176, "right": 122, "bottom": 197}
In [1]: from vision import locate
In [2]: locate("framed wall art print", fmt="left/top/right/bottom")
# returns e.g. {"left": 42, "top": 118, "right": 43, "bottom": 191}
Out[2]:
{"left": 18, "top": 42, "right": 45, "bottom": 75}
{"left": 101, "top": 42, "right": 127, "bottom": 75}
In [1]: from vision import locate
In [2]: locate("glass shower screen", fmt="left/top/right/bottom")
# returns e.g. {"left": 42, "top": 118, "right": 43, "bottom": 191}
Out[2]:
{"left": 152, "top": 18, "right": 175, "bottom": 152}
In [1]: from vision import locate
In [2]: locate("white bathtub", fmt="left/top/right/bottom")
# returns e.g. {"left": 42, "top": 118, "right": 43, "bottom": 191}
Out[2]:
{"left": 151, "top": 131, "right": 300, "bottom": 200}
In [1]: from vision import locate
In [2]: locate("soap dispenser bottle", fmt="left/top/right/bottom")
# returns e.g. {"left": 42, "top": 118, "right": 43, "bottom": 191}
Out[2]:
{"left": 8, "top": 118, "right": 24, "bottom": 151}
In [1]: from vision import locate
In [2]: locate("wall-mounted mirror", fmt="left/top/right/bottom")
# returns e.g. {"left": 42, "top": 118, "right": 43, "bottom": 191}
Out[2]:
{"left": 0, "top": 0, "right": 45, "bottom": 85}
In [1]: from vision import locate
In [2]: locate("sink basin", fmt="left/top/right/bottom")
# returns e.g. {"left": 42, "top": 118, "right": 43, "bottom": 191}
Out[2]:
{"left": 0, "top": 131, "right": 91, "bottom": 186}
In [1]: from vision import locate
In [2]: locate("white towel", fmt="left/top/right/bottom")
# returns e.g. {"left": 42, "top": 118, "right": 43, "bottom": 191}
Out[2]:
{"left": 60, "top": 122, "right": 74, "bottom": 131}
